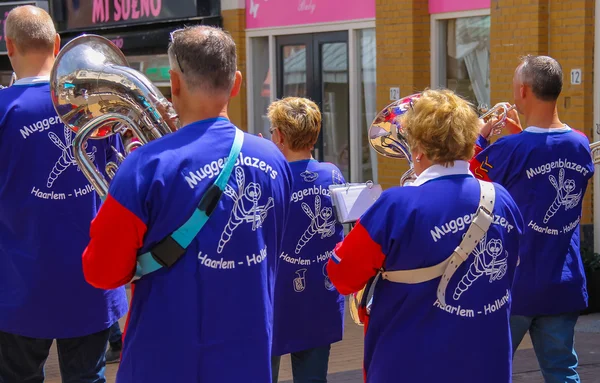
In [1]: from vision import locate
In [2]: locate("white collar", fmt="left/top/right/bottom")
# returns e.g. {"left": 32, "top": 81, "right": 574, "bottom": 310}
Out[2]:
{"left": 13, "top": 76, "right": 50, "bottom": 86}
{"left": 409, "top": 160, "right": 472, "bottom": 187}
{"left": 525, "top": 125, "right": 572, "bottom": 134}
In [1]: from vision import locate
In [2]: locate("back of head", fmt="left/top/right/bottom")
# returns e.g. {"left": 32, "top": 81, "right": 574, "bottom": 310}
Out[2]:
{"left": 518, "top": 55, "right": 563, "bottom": 102}
{"left": 5, "top": 5, "right": 56, "bottom": 54}
{"left": 401, "top": 89, "right": 480, "bottom": 165}
{"left": 267, "top": 97, "right": 321, "bottom": 151}
{"left": 168, "top": 25, "right": 237, "bottom": 95}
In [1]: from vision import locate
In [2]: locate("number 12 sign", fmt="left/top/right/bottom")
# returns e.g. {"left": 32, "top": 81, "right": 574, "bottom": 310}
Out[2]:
{"left": 571, "top": 69, "right": 582, "bottom": 85}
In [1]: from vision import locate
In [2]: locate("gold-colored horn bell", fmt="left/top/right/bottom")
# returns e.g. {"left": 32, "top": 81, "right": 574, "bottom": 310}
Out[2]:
{"left": 50, "top": 34, "right": 179, "bottom": 198}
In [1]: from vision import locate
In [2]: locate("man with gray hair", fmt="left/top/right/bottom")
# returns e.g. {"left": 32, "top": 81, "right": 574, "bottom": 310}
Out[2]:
{"left": 0, "top": 5, "right": 128, "bottom": 383}
{"left": 82, "top": 25, "right": 292, "bottom": 383}
{"left": 470, "top": 55, "right": 594, "bottom": 382}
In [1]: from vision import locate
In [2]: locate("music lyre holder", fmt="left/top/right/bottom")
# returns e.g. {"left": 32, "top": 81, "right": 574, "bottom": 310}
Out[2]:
{"left": 328, "top": 180, "right": 383, "bottom": 225}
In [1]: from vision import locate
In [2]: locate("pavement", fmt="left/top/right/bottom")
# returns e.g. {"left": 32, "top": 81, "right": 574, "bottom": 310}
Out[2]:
{"left": 42, "top": 298, "right": 600, "bottom": 383}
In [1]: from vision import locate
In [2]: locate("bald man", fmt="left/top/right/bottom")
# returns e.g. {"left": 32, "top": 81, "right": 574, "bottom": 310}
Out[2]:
{"left": 0, "top": 6, "right": 127, "bottom": 383}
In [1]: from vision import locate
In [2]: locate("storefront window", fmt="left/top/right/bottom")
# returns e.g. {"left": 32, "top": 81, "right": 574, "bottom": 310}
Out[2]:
{"left": 358, "top": 28, "right": 377, "bottom": 183}
{"left": 443, "top": 15, "right": 490, "bottom": 108}
{"left": 250, "top": 37, "right": 271, "bottom": 137}
{"left": 0, "top": 72, "right": 13, "bottom": 87}
{"left": 126, "top": 54, "right": 172, "bottom": 99}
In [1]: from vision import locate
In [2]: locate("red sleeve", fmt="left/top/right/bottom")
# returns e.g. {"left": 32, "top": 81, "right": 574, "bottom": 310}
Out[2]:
{"left": 470, "top": 135, "right": 492, "bottom": 181}
{"left": 326, "top": 221, "right": 386, "bottom": 295}
{"left": 82, "top": 194, "right": 147, "bottom": 290}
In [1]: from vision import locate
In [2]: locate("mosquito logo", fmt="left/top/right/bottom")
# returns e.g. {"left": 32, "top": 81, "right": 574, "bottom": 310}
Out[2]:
{"left": 453, "top": 234, "right": 508, "bottom": 301}
{"left": 217, "top": 167, "right": 275, "bottom": 254}
{"left": 544, "top": 168, "right": 582, "bottom": 223}
{"left": 47, "top": 126, "right": 97, "bottom": 188}
{"left": 295, "top": 195, "right": 336, "bottom": 254}
{"left": 300, "top": 170, "right": 319, "bottom": 183}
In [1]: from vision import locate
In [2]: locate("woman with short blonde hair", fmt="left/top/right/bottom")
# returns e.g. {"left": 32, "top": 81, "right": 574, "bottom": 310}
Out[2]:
{"left": 267, "top": 96, "right": 321, "bottom": 153}
{"left": 268, "top": 97, "right": 346, "bottom": 383}
{"left": 327, "top": 89, "right": 524, "bottom": 383}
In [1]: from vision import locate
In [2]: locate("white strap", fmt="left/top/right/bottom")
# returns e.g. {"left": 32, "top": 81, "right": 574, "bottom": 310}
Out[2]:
{"left": 381, "top": 180, "right": 496, "bottom": 306}
{"left": 437, "top": 179, "right": 495, "bottom": 305}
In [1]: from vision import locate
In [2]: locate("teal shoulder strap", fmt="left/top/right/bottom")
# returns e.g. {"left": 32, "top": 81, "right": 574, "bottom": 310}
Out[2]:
{"left": 136, "top": 128, "right": 244, "bottom": 277}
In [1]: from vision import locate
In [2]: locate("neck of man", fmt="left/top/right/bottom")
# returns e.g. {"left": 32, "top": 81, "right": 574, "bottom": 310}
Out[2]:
{"left": 177, "top": 92, "right": 231, "bottom": 127}
{"left": 524, "top": 101, "right": 563, "bottom": 129}
{"left": 13, "top": 54, "right": 55, "bottom": 79}
{"left": 283, "top": 148, "right": 313, "bottom": 163}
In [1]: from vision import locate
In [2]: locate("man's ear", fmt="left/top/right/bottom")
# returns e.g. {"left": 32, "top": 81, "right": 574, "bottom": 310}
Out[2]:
{"left": 6, "top": 37, "right": 15, "bottom": 57}
{"left": 170, "top": 70, "right": 181, "bottom": 97}
{"left": 54, "top": 33, "right": 61, "bottom": 57}
{"left": 230, "top": 71, "right": 242, "bottom": 98}
{"left": 520, "top": 84, "right": 527, "bottom": 100}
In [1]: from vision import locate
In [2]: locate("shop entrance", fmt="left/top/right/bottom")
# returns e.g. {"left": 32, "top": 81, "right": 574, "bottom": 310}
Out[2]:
{"left": 276, "top": 31, "right": 350, "bottom": 180}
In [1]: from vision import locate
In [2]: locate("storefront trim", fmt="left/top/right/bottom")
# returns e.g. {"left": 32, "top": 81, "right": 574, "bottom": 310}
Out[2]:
{"left": 429, "top": 0, "right": 490, "bottom": 15}
{"left": 246, "top": 19, "right": 375, "bottom": 37}
{"left": 430, "top": 8, "right": 490, "bottom": 89}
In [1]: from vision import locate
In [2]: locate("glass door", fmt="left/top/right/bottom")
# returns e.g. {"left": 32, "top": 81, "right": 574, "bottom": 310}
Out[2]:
{"left": 276, "top": 32, "right": 350, "bottom": 180}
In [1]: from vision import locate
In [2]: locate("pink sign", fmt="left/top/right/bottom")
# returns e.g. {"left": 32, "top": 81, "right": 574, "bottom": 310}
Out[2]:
{"left": 429, "top": 0, "right": 490, "bottom": 14}
{"left": 246, "top": 0, "right": 375, "bottom": 29}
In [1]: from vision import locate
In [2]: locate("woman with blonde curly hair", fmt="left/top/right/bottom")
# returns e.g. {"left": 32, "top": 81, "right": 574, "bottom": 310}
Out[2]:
{"left": 326, "top": 89, "right": 524, "bottom": 383}
{"left": 268, "top": 97, "right": 346, "bottom": 383}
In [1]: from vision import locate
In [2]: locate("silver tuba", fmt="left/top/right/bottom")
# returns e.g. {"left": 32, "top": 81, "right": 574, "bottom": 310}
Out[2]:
{"left": 50, "top": 34, "right": 179, "bottom": 199}
{"left": 368, "top": 93, "right": 421, "bottom": 186}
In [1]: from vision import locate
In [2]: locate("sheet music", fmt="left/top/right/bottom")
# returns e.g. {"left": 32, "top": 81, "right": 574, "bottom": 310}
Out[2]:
{"left": 329, "top": 183, "right": 382, "bottom": 223}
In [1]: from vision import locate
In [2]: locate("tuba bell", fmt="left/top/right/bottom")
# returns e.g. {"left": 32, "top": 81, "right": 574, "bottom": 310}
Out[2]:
{"left": 50, "top": 34, "right": 179, "bottom": 199}
{"left": 368, "top": 93, "right": 421, "bottom": 186}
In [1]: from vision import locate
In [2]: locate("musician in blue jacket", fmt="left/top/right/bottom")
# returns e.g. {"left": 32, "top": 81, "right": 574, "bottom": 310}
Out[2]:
{"left": 82, "top": 26, "right": 293, "bottom": 383}
{"left": 0, "top": 6, "right": 127, "bottom": 382}
{"left": 268, "top": 97, "right": 345, "bottom": 382}
{"left": 327, "top": 89, "right": 523, "bottom": 383}
{"left": 471, "top": 55, "right": 594, "bottom": 383}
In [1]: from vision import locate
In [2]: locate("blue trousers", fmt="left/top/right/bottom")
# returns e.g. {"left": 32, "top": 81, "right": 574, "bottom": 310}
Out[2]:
{"left": 0, "top": 328, "right": 110, "bottom": 383}
{"left": 271, "top": 345, "right": 331, "bottom": 383}
{"left": 510, "top": 313, "right": 580, "bottom": 383}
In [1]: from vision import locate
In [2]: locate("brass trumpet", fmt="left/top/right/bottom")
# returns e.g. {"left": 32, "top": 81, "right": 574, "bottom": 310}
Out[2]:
{"left": 478, "top": 102, "right": 517, "bottom": 137}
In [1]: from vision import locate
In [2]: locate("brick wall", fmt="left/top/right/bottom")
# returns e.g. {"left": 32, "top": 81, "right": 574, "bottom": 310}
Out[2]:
{"left": 222, "top": 9, "right": 248, "bottom": 132}
{"left": 375, "top": 0, "right": 430, "bottom": 190}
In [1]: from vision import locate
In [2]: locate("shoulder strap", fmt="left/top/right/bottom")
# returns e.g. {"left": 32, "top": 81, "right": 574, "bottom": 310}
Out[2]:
{"left": 435, "top": 179, "right": 495, "bottom": 305}
{"left": 136, "top": 128, "right": 244, "bottom": 277}
{"left": 380, "top": 179, "right": 495, "bottom": 305}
